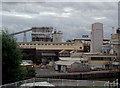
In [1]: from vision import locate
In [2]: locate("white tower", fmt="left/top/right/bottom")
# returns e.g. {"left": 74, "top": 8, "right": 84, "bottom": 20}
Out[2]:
{"left": 90, "top": 22, "right": 103, "bottom": 53}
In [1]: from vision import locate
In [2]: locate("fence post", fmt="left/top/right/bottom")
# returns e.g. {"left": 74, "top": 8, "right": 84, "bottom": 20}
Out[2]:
{"left": 116, "top": 79, "right": 119, "bottom": 88}
{"left": 61, "top": 79, "right": 63, "bottom": 86}
{"left": 76, "top": 80, "right": 78, "bottom": 86}
{"left": 109, "top": 81, "right": 111, "bottom": 88}
{"left": 47, "top": 78, "right": 49, "bottom": 82}
{"left": 93, "top": 81, "right": 95, "bottom": 87}
{"left": 33, "top": 78, "right": 35, "bottom": 87}
{"left": 24, "top": 80, "right": 26, "bottom": 87}
{"left": 15, "top": 82, "right": 17, "bottom": 87}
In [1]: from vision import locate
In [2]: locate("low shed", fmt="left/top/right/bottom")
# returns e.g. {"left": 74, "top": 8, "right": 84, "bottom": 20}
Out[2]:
{"left": 55, "top": 61, "right": 90, "bottom": 73}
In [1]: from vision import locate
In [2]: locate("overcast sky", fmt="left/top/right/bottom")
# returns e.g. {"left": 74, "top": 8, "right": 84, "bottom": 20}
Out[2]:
{"left": 2, "top": 2, "right": 118, "bottom": 42}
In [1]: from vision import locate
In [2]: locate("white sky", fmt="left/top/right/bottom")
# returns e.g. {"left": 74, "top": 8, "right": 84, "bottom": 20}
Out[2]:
{"left": 1, "top": 1, "right": 119, "bottom": 42}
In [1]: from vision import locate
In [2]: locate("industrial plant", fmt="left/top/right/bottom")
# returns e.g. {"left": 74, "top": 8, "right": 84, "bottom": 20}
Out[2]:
{"left": 10, "top": 22, "right": 120, "bottom": 72}
{"left": 2, "top": 1, "right": 120, "bottom": 87}
{"left": 2, "top": 22, "right": 119, "bottom": 88}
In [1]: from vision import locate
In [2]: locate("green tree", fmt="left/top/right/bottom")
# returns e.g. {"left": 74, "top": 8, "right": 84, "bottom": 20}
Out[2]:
{"left": 2, "top": 30, "right": 26, "bottom": 84}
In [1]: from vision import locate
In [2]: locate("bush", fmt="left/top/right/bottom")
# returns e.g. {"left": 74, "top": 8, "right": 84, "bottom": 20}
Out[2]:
{"left": 26, "top": 68, "right": 36, "bottom": 78}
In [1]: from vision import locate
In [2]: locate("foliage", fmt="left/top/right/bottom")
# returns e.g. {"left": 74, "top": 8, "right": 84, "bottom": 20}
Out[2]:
{"left": 26, "top": 67, "right": 36, "bottom": 78}
{"left": 2, "top": 30, "right": 26, "bottom": 84}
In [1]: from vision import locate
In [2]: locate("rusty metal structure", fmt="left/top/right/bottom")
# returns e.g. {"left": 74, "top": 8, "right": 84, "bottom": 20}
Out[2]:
{"left": 31, "top": 27, "right": 53, "bottom": 42}
{"left": 11, "top": 27, "right": 53, "bottom": 42}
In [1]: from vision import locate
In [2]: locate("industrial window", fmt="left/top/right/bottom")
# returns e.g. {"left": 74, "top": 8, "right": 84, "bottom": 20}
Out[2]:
{"left": 30, "top": 44, "right": 32, "bottom": 45}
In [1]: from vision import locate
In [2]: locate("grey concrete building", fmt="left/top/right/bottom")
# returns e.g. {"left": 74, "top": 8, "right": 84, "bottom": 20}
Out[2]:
{"left": 53, "top": 30, "right": 62, "bottom": 43}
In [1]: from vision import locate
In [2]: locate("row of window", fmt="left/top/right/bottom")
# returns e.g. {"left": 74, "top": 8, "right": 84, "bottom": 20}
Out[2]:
{"left": 91, "top": 57, "right": 112, "bottom": 61}
{"left": 19, "top": 43, "right": 74, "bottom": 46}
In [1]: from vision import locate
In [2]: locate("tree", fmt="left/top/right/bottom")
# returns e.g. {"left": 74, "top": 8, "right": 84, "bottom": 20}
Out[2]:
{"left": 2, "top": 30, "right": 26, "bottom": 84}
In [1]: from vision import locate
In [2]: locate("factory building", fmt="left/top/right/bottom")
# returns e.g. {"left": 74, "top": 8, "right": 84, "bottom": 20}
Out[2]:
{"left": 31, "top": 27, "right": 53, "bottom": 42}
{"left": 90, "top": 22, "right": 103, "bottom": 53}
{"left": 83, "top": 53, "right": 117, "bottom": 70}
{"left": 111, "top": 29, "right": 120, "bottom": 61}
{"left": 18, "top": 41, "right": 84, "bottom": 64}
{"left": 102, "top": 44, "right": 113, "bottom": 54}
{"left": 66, "top": 37, "right": 110, "bottom": 53}
{"left": 53, "top": 30, "right": 62, "bottom": 43}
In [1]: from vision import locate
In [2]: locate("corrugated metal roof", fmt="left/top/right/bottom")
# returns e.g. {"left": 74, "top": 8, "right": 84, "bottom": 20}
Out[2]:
{"left": 55, "top": 61, "right": 81, "bottom": 65}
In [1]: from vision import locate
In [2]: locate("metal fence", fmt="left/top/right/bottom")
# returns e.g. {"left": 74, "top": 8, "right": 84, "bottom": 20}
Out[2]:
{"left": 0, "top": 78, "right": 119, "bottom": 88}
{"left": 104, "top": 79, "right": 119, "bottom": 88}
